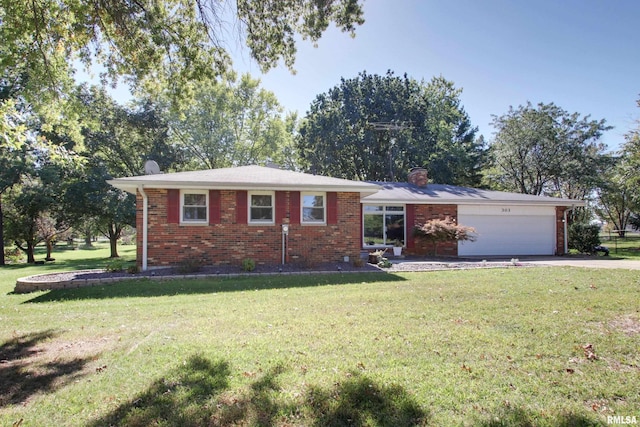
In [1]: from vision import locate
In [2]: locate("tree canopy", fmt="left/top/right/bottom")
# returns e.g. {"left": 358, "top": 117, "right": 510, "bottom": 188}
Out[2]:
{"left": 486, "top": 102, "right": 611, "bottom": 197}
{"left": 296, "top": 71, "right": 484, "bottom": 185}
{"left": 0, "top": 0, "right": 364, "bottom": 133}
{"left": 166, "top": 73, "right": 296, "bottom": 170}
{"left": 594, "top": 96, "right": 640, "bottom": 236}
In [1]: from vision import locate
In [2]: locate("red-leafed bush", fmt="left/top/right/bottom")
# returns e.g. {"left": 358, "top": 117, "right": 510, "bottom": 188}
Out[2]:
{"left": 413, "top": 216, "right": 477, "bottom": 256}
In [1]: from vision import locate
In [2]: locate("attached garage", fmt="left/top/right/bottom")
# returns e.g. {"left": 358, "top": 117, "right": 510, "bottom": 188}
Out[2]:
{"left": 361, "top": 168, "right": 583, "bottom": 257}
{"left": 458, "top": 205, "right": 557, "bottom": 256}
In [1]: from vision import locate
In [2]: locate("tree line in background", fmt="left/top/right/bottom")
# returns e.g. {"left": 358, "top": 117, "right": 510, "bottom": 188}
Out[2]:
{"left": 1, "top": 0, "right": 639, "bottom": 264}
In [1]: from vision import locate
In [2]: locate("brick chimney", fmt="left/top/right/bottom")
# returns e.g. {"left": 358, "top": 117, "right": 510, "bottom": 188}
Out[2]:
{"left": 407, "top": 167, "right": 428, "bottom": 187}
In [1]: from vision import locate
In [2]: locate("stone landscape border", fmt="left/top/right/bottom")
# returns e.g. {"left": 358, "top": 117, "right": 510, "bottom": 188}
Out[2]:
{"left": 14, "top": 268, "right": 388, "bottom": 294}
{"left": 13, "top": 260, "right": 534, "bottom": 294}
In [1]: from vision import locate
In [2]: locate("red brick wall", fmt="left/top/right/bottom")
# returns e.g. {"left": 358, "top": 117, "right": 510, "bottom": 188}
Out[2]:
{"left": 136, "top": 189, "right": 362, "bottom": 268}
{"left": 555, "top": 206, "right": 567, "bottom": 255}
{"left": 405, "top": 204, "right": 458, "bottom": 257}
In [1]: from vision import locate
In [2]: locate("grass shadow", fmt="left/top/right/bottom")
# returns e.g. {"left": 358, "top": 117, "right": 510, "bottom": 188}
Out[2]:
{"left": 1, "top": 256, "right": 134, "bottom": 274}
{"left": 474, "top": 404, "right": 601, "bottom": 426}
{"left": 91, "top": 356, "right": 428, "bottom": 426}
{"left": 88, "top": 354, "right": 231, "bottom": 427}
{"left": 305, "top": 371, "right": 429, "bottom": 426}
{"left": 0, "top": 330, "right": 91, "bottom": 407}
{"left": 24, "top": 272, "right": 406, "bottom": 303}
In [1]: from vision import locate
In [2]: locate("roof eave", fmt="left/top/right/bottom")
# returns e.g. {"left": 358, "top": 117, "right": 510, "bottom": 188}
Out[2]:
{"left": 361, "top": 198, "right": 586, "bottom": 207}
{"left": 107, "top": 180, "right": 380, "bottom": 195}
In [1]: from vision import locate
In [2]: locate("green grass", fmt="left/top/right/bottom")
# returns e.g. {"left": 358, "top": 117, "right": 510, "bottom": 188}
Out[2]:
{"left": 1, "top": 246, "right": 639, "bottom": 426}
{"left": 600, "top": 232, "right": 640, "bottom": 259}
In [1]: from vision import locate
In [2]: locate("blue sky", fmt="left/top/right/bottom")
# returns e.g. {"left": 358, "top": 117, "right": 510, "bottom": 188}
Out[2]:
{"left": 230, "top": 0, "right": 640, "bottom": 152}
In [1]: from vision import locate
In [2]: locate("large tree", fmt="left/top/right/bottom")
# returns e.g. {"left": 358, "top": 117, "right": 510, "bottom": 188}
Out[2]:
{"left": 486, "top": 102, "right": 611, "bottom": 197}
{"left": 297, "top": 71, "right": 483, "bottom": 185}
{"left": 0, "top": 0, "right": 364, "bottom": 133}
{"left": 0, "top": 101, "right": 29, "bottom": 265}
{"left": 167, "top": 73, "right": 295, "bottom": 170}
{"left": 78, "top": 86, "right": 181, "bottom": 176}
{"left": 70, "top": 88, "right": 180, "bottom": 257}
{"left": 594, "top": 156, "right": 637, "bottom": 237}
{"left": 3, "top": 145, "right": 78, "bottom": 263}
{"left": 66, "top": 163, "right": 136, "bottom": 258}
{"left": 596, "top": 96, "right": 640, "bottom": 236}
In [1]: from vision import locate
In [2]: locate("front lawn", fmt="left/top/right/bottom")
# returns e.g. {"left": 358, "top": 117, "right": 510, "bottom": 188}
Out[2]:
{"left": 0, "top": 250, "right": 638, "bottom": 425}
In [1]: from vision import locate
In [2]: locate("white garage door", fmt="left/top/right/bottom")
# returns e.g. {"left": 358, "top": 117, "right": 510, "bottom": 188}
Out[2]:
{"left": 458, "top": 205, "right": 556, "bottom": 256}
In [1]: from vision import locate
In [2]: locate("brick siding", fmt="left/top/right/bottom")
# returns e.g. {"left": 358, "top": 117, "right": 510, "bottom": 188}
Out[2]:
{"left": 134, "top": 189, "right": 570, "bottom": 267}
{"left": 404, "top": 204, "right": 458, "bottom": 257}
{"left": 136, "top": 189, "right": 362, "bottom": 268}
{"left": 555, "top": 206, "right": 567, "bottom": 255}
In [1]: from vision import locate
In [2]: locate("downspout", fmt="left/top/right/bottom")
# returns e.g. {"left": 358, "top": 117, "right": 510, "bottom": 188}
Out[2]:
{"left": 563, "top": 205, "right": 576, "bottom": 255}
{"left": 138, "top": 186, "right": 148, "bottom": 271}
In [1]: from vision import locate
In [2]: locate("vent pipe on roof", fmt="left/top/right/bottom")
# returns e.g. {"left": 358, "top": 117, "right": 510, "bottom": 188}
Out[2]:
{"left": 408, "top": 167, "right": 428, "bottom": 187}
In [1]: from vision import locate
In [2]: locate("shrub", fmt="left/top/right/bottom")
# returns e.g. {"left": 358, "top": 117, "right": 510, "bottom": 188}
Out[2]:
{"left": 241, "top": 258, "right": 256, "bottom": 272}
{"left": 4, "top": 247, "right": 23, "bottom": 264}
{"left": 377, "top": 257, "right": 392, "bottom": 268}
{"left": 105, "top": 259, "right": 125, "bottom": 272}
{"left": 568, "top": 222, "right": 601, "bottom": 254}
{"left": 177, "top": 258, "right": 203, "bottom": 274}
{"left": 352, "top": 257, "right": 365, "bottom": 268}
{"left": 413, "top": 216, "right": 477, "bottom": 256}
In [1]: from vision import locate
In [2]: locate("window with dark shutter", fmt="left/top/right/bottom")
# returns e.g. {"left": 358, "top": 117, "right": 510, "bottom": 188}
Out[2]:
{"left": 167, "top": 189, "right": 180, "bottom": 224}
{"left": 290, "top": 191, "right": 301, "bottom": 224}
{"left": 327, "top": 192, "right": 338, "bottom": 224}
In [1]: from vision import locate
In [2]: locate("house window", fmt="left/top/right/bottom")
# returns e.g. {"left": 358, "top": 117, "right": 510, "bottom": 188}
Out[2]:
{"left": 302, "top": 192, "right": 326, "bottom": 224}
{"left": 363, "top": 205, "right": 405, "bottom": 246}
{"left": 181, "top": 191, "right": 208, "bottom": 223}
{"left": 249, "top": 191, "right": 274, "bottom": 223}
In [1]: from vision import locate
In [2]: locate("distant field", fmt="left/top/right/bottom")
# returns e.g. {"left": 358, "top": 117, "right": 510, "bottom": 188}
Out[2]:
{"left": 1, "top": 244, "right": 638, "bottom": 426}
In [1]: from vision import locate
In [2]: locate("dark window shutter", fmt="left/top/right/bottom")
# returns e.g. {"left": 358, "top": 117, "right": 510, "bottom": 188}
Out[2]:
{"left": 236, "top": 190, "right": 247, "bottom": 224}
{"left": 406, "top": 204, "right": 415, "bottom": 249}
{"left": 327, "top": 192, "right": 338, "bottom": 224}
{"left": 209, "top": 190, "right": 221, "bottom": 224}
{"left": 275, "top": 191, "right": 287, "bottom": 223}
{"left": 290, "top": 191, "right": 300, "bottom": 224}
{"left": 167, "top": 189, "right": 180, "bottom": 224}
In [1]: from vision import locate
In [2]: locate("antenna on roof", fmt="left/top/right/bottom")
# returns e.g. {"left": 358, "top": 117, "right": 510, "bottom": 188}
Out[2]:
{"left": 368, "top": 121, "right": 411, "bottom": 132}
{"left": 144, "top": 160, "right": 162, "bottom": 175}
{"left": 368, "top": 121, "right": 412, "bottom": 181}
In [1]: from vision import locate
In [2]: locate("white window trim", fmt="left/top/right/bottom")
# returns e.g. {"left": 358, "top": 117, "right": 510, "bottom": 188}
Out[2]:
{"left": 362, "top": 204, "right": 406, "bottom": 247}
{"left": 301, "top": 192, "right": 326, "bottom": 225}
{"left": 248, "top": 191, "right": 275, "bottom": 224}
{"left": 180, "top": 189, "right": 208, "bottom": 224}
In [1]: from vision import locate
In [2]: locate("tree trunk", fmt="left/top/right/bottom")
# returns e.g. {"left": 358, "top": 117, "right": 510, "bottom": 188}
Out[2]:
{"left": 84, "top": 234, "right": 92, "bottom": 246}
{"left": 109, "top": 225, "right": 119, "bottom": 258}
{"left": 0, "top": 199, "right": 4, "bottom": 266}
{"left": 26, "top": 241, "right": 35, "bottom": 263}
{"left": 45, "top": 238, "right": 54, "bottom": 261}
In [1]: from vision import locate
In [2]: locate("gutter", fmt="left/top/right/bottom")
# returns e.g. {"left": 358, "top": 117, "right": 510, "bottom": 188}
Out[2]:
{"left": 137, "top": 186, "right": 148, "bottom": 271}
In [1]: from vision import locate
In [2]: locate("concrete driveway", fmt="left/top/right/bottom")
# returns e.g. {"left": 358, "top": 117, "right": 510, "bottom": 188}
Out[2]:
{"left": 495, "top": 256, "right": 640, "bottom": 270}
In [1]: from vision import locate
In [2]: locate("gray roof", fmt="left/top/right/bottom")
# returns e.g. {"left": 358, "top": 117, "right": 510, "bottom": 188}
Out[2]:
{"left": 108, "top": 166, "right": 584, "bottom": 207}
{"left": 361, "top": 182, "right": 585, "bottom": 207}
{"left": 108, "top": 165, "right": 381, "bottom": 195}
